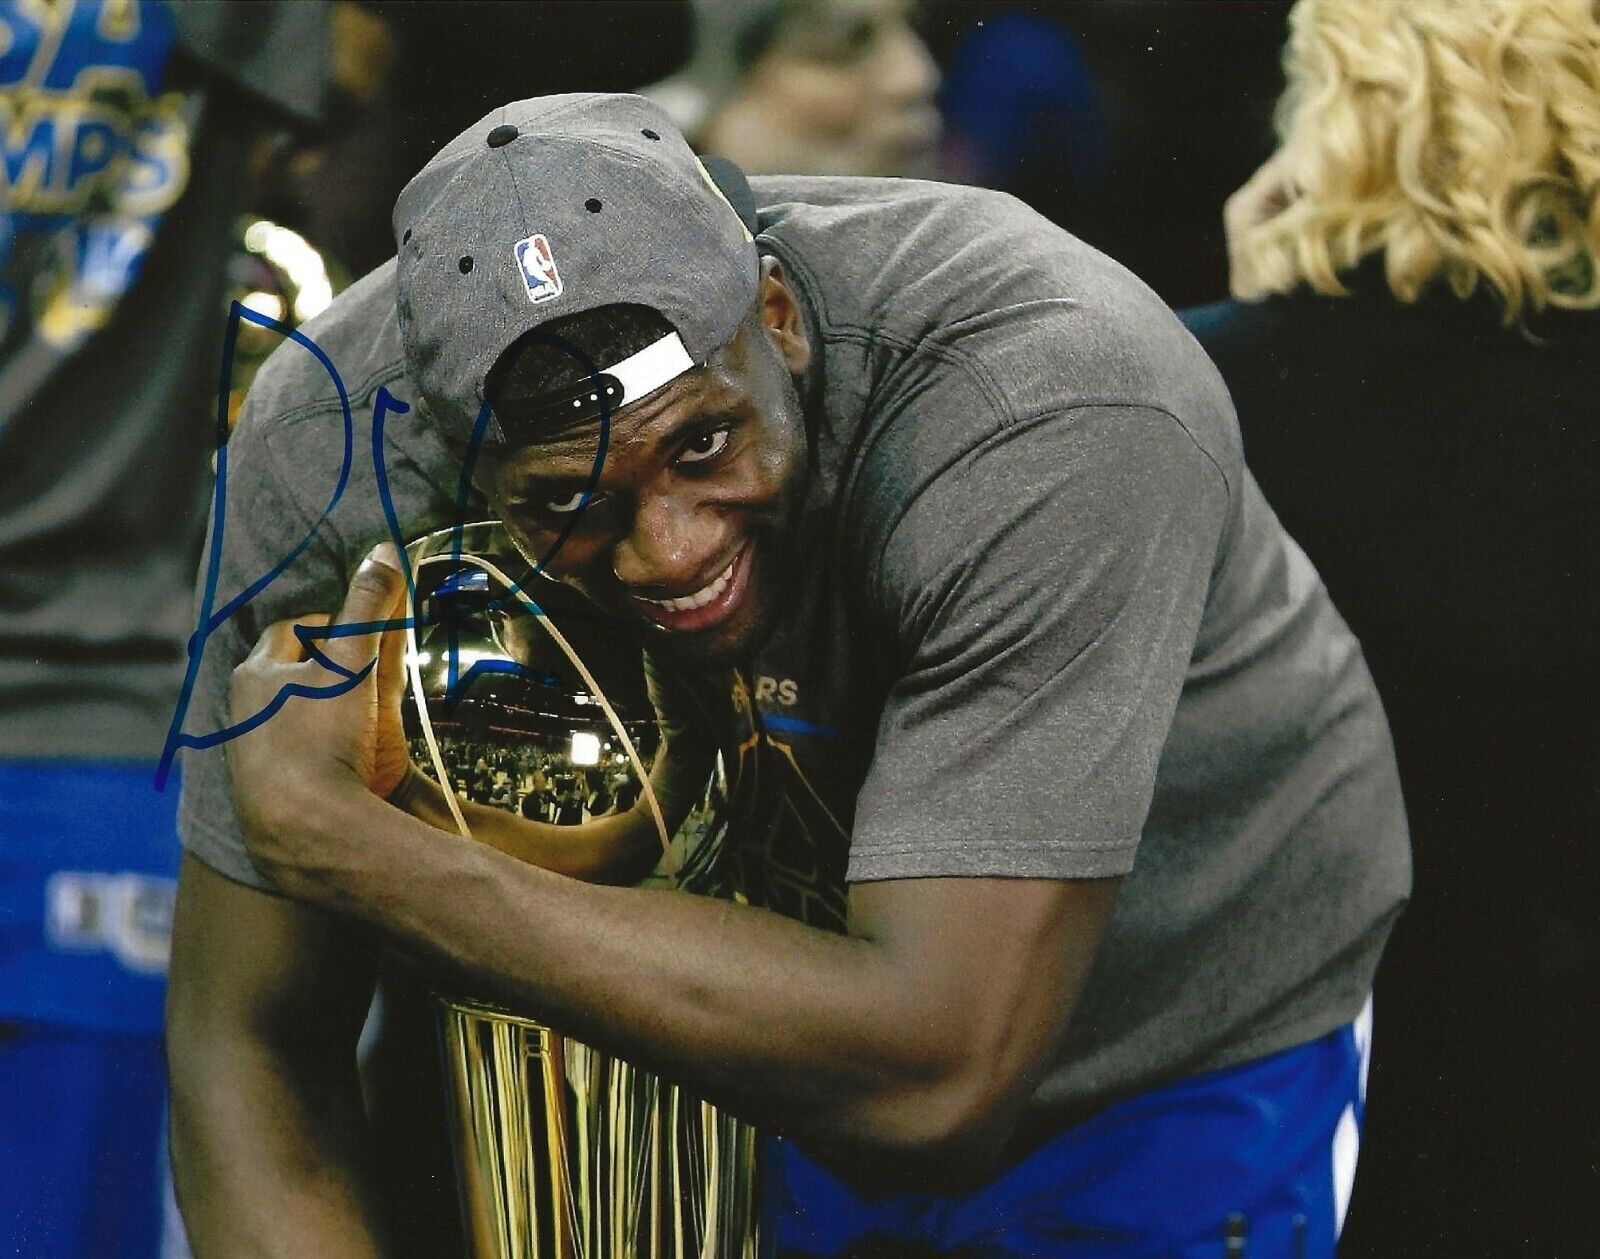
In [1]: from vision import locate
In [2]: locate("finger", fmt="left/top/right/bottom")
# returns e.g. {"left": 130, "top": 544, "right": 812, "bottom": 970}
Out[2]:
{"left": 288, "top": 613, "right": 333, "bottom": 660}
{"left": 1223, "top": 174, "right": 1269, "bottom": 239}
{"left": 313, "top": 542, "right": 408, "bottom": 681}
{"left": 1227, "top": 151, "right": 1296, "bottom": 238}
{"left": 250, "top": 617, "right": 318, "bottom": 665}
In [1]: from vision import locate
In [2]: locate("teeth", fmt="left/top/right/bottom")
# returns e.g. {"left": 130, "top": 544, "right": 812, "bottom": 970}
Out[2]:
{"left": 643, "top": 559, "right": 735, "bottom": 613}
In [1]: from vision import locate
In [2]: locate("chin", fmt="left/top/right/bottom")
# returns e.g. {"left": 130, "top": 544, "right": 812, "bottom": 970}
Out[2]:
{"left": 651, "top": 573, "right": 786, "bottom": 670}
{"left": 647, "top": 606, "right": 777, "bottom": 671}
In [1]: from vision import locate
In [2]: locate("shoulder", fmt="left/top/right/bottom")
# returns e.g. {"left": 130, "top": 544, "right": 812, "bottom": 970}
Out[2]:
{"left": 171, "top": 1, "right": 333, "bottom": 128}
{"left": 761, "top": 181, "right": 1243, "bottom": 570}
{"left": 752, "top": 177, "right": 1108, "bottom": 361}
{"left": 227, "top": 258, "right": 461, "bottom": 574}
{"left": 759, "top": 178, "right": 1237, "bottom": 444}
{"left": 242, "top": 258, "right": 410, "bottom": 434}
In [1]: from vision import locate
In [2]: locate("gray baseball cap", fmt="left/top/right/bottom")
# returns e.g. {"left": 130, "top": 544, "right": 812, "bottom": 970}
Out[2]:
{"left": 393, "top": 93, "right": 760, "bottom": 447}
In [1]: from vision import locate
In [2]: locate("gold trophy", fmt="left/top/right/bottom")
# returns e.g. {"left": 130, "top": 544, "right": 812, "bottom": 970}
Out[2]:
{"left": 400, "top": 523, "right": 766, "bottom": 1259}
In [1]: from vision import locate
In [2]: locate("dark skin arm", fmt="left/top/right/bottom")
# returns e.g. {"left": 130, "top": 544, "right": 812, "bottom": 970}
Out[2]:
{"left": 227, "top": 548, "right": 1120, "bottom": 1179}
{"left": 166, "top": 854, "right": 390, "bottom": 1256}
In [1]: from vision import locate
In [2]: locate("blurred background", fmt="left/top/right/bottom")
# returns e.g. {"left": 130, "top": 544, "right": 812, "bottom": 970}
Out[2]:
{"left": 230, "top": 1, "right": 1296, "bottom": 431}
{"left": 6, "top": 2, "right": 1594, "bottom": 1257}
{"left": 267, "top": 1, "right": 1291, "bottom": 310}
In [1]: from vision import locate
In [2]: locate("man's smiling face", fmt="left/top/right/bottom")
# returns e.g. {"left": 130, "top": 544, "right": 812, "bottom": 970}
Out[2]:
{"left": 471, "top": 266, "right": 812, "bottom": 670}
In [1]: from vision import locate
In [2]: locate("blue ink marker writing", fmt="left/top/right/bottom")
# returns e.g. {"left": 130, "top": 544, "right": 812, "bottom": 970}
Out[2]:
{"left": 156, "top": 309, "right": 619, "bottom": 789}
{"left": 156, "top": 300, "right": 358, "bottom": 792}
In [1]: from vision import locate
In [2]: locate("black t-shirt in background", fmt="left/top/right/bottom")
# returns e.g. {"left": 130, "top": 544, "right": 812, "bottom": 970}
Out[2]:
{"left": 0, "top": 0, "right": 329, "bottom": 761}
{"left": 1181, "top": 279, "right": 1600, "bottom": 1256}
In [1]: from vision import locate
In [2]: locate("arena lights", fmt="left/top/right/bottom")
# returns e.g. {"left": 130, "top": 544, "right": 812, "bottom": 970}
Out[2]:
{"left": 241, "top": 219, "right": 334, "bottom": 321}
{"left": 569, "top": 731, "right": 602, "bottom": 766}
{"left": 239, "top": 290, "right": 285, "bottom": 322}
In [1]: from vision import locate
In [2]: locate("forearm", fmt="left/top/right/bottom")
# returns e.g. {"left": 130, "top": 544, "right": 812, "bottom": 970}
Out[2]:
{"left": 168, "top": 1030, "right": 389, "bottom": 1257}
{"left": 294, "top": 791, "right": 979, "bottom": 1159}
{"left": 227, "top": 555, "right": 1113, "bottom": 1183}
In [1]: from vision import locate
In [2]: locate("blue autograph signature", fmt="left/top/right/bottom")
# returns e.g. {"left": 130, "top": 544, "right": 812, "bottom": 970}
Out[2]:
{"left": 154, "top": 301, "right": 614, "bottom": 792}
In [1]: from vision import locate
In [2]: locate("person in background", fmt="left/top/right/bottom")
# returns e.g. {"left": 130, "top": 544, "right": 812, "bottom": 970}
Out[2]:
{"left": 585, "top": 770, "right": 614, "bottom": 819}
{"left": 611, "top": 778, "right": 642, "bottom": 818}
{"left": 642, "top": 0, "right": 941, "bottom": 178}
{"left": 0, "top": 3, "right": 331, "bottom": 1256}
{"left": 937, "top": 8, "right": 1113, "bottom": 231}
{"left": 1179, "top": 2, "right": 1600, "bottom": 1252}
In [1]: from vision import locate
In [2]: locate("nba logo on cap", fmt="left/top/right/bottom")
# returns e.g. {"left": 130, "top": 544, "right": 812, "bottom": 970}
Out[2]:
{"left": 513, "top": 233, "right": 562, "bottom": 304}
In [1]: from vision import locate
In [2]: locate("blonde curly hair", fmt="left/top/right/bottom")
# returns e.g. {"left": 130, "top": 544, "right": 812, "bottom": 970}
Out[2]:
{"left": 1231, "top": 0, "right": 1600, "bottom": 324}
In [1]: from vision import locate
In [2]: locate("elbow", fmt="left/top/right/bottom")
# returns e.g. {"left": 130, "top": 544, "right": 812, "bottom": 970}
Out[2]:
{"left": 897, "top": 1070, "right": 1027, "bottom": 1183}
{"left": 824, "top": 1052, "right": 1032, "bottom": 1189}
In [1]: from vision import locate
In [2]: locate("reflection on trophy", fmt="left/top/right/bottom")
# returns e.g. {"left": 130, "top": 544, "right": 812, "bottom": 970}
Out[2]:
{"left": 399, "top": 523, "right": 765, "bottom": 1259}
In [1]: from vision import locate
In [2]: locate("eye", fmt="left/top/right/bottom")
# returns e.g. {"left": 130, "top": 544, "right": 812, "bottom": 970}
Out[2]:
{"left": 542, "top": 488, "right": 598, "bottom": 515}
{"left": 678, "top": 426, "right": 731, "bottom": 465}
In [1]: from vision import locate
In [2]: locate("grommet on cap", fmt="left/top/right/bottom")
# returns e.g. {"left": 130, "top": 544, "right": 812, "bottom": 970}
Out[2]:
{"left": 486, "top": 124, "right": 519, "bottom": 148}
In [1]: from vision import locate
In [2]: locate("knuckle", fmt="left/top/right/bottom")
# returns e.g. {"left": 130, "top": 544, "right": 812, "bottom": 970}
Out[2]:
{"left": 348, "top": 565, "right": 398, "bottom": 603}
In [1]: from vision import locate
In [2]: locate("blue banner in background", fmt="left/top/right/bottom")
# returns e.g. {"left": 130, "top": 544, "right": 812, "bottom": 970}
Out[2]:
{"left": 0, "top": 761, "right": 181, "bottom": 1036}
{"left": 1, "top": 0, "right": 186, "bottom": 354}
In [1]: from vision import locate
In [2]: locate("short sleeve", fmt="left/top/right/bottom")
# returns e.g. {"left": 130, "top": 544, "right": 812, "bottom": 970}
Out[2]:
{"left": 175, "top": 408, "right": 347, "bottom": 892}
{"left": 847, "top": 405, "right": 1227, "bottom": 883}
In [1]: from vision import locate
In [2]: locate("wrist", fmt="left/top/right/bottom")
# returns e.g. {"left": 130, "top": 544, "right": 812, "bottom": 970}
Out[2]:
{"left": 292, "top": 781, "right": 403, "bottom": 914}
{"left": 244, "top": 767, "right": 376, "bottom": 907}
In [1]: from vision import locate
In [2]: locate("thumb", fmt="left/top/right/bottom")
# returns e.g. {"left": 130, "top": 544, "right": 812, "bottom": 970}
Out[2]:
{"left": 376, "top": 584, "right": 410, "bottom": 706}
{"left": 315, "top": 542, "right": 407, "bottom": 681}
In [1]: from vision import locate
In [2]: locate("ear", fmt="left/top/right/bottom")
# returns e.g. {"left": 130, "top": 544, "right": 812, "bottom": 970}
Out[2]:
{"left": 758, "top": 256, "right": 811, "bottom": 375}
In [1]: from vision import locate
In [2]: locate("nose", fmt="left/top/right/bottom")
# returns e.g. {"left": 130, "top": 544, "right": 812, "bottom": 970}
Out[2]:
{"left": 611, "top": 491, "right": 728, "bottom": 595}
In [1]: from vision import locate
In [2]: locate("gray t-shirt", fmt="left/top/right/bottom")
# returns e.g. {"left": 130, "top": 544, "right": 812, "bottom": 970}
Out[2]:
{"left": 177, "top": 177, "right": 1410, "bottom": 1120}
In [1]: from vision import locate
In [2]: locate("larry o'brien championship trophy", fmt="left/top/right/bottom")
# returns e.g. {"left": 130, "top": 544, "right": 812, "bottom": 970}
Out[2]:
{"left": 399, "top": 523, "right": 766, "bottom": 1259}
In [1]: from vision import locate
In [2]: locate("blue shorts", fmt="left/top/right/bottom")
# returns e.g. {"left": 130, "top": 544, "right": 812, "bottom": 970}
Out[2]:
{"left": 0, "top": 762, "right": 180, "bottom": 1035}
{"left": 771, "top": 1003, "right": 1373, "bottom": 1257}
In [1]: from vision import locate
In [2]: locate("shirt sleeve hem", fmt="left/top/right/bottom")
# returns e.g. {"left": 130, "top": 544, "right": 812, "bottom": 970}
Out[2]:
{"left": 178, "top": 813, "right": 278, "bottom": 893}
{"left": 846, "top": 839, "right": 1137, "bottom": 884}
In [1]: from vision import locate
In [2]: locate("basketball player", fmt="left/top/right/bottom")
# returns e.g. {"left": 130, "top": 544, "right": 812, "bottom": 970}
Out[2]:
{"left": 168, "top": 94, "right": 1408, "bottom": 1257}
